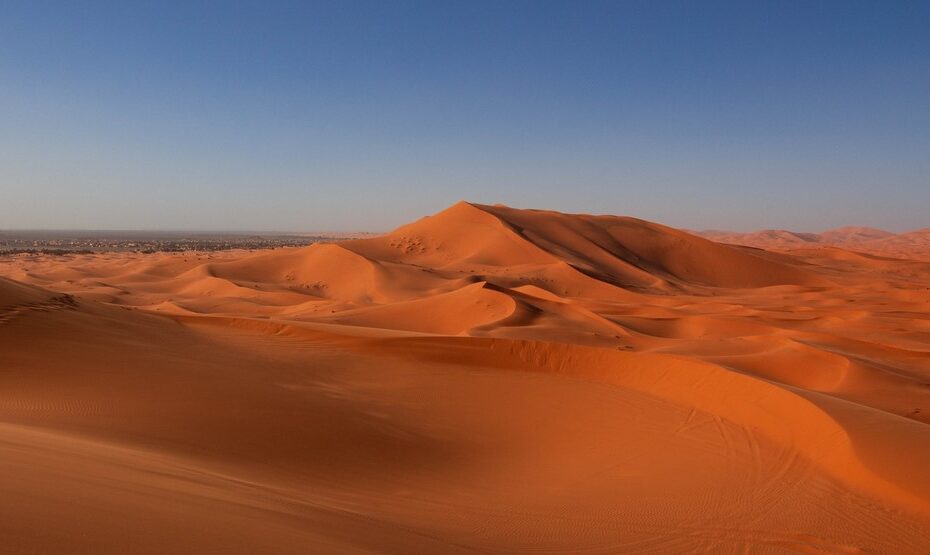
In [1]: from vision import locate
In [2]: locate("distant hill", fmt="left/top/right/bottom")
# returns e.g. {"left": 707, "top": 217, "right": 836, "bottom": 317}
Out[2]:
{"left": 695, "top": 225, "right": 930, "bottom": 260}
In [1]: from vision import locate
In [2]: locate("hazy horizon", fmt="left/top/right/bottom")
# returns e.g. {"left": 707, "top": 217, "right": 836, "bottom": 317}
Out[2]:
{"left": 1, "top": 199, "right": 929, "bottom": 236}
{"left": 3, "top": 1, "right": 928, "bottom": 232}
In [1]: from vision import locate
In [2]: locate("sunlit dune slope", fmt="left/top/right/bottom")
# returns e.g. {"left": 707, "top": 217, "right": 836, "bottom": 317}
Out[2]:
{"left": 2, "top": 202, "right": 930, "bottom": 553}
{"left": 698, "top": 225, "right": 930, "bottom": 261}
{"left": 336, "top": 201, "right": 825, "bottom": 291}
{"left": 1, "top": 275, "right": 61, "bottom": 307}
{"left": 4, "top": 201, "right": 826, "bottom": 312}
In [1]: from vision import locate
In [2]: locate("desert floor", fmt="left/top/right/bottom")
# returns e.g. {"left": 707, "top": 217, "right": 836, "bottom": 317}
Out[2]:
{"left": 2, "top": 202, "right": 930, "bottom": 553}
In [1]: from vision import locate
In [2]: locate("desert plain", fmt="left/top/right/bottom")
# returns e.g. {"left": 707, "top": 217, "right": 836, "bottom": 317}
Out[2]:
{"left": 2, "top": 201, "right": 930, "bottom": 553}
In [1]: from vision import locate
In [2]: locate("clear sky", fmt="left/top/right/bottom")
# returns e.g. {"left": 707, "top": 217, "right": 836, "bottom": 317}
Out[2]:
{"left": 1, "top": 1, "right": 928, "bottom": 232}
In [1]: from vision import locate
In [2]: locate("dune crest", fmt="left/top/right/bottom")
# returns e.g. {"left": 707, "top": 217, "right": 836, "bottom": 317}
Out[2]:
{"left": 2, "top": 202, "right": 930, "bottom": 553}
{"left": 699, "top": 225, "right": 930, "bottom": 261}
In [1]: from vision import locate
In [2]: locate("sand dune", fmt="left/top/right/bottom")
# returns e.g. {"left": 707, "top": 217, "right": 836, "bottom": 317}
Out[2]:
{"left": 698, "top": 225, "right": 930, "bottom": 261}
{"left": 2, "top": 202, "right": 930, "bottom": 553}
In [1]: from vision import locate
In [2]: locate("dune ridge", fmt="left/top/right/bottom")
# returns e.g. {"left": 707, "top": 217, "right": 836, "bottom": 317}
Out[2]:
{"left": 2, "top": 202, "right": 930, "bottom": 553}
{"left": 698, "top": 225, "right": 930, "bottom": 261}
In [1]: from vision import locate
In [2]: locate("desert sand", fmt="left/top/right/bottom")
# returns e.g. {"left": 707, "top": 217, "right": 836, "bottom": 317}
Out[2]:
{"left": 698, "top": 226, "right": 930, "bottom": 261}
{"left": 2, "top": 201, "right": 930, "bottom": 553}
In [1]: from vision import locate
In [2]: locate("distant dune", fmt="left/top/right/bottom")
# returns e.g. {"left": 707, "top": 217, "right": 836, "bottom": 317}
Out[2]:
{"left": 2, "top": 202, "right": 930, "bottom": 553}
{"left": 696, "top": 225, "right": 930, "bottom": 260}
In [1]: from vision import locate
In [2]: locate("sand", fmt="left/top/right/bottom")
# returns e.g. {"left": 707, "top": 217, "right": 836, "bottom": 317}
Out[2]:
{"left": 698, "top": 226, "right": 930, "bottom": 261}
{"left": 2, "top": 201, "right": 930, "bottom": 553}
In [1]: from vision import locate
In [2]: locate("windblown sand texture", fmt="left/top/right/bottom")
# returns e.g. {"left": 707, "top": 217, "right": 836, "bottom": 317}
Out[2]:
{"left": 3, "top": 202, "right": 930, "bottom": 553}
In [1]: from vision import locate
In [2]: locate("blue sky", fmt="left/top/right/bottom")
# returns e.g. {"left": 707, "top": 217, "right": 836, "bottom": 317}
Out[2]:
{"left": 1, "top": 1, "right": 928, "bottom": 231}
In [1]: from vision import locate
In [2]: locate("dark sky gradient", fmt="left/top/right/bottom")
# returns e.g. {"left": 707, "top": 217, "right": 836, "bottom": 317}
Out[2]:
{"left": 2, "top": 1, "right": 928, "bottom": 231}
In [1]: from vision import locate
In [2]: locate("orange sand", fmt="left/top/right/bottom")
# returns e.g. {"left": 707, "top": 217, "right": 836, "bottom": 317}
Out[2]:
{"left": 2, "top": 202, "right": 930, "bottom": 553}
{"left": 699, "top": 226, "right": 930, "bottom": 261}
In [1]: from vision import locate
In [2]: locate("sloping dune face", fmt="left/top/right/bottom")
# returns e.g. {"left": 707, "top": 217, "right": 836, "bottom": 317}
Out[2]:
{"left": 2, "top": 202, "right": 930, "bottom": 553}
{"left": 471, "top": 203, "right": 826, "bottom": 289}
{"left": 699, "top": 226, "right": 930, "bottom": 261}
